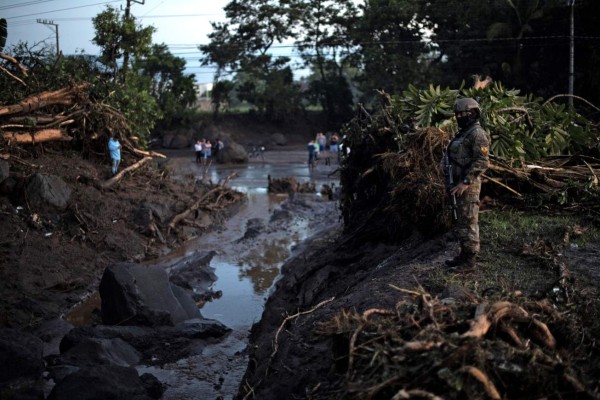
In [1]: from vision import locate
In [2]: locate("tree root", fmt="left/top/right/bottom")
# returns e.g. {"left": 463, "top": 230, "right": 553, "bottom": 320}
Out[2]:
{"left": 460, "top": 366, "right": 501, "bottom": 400}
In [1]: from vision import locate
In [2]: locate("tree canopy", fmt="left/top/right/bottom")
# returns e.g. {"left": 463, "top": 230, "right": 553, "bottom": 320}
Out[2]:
{"left": 201, "top": 0, "right": 600, "bottom": 126}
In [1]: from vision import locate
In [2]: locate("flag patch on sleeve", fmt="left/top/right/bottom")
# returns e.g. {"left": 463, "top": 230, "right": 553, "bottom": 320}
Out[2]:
{"left": 480, "top": 146, "right": 489, "bottom": 155}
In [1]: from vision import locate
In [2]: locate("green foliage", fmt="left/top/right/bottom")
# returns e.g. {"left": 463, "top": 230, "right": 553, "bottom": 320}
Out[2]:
{"left": 391, "top": 81, "right": 599, "bottom": 164}
{"left": 92, "top": 6, "right": 155, "bottom": 79}
{"left": 136, "top": 44, "right": 197, "bottom": 127}
{"left": 101, "top": 73, "right": 161, "bottom": 145}
{"left": 394, "top": 84, "right": 458, "bottom": 128}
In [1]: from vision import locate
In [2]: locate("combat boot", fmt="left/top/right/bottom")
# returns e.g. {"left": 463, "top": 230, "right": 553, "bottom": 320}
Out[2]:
{"left": 449, "top": 253, "right": 476, "bottom": 272}
{"left": 444, "top": 253, "right": 465, "bottom": 268}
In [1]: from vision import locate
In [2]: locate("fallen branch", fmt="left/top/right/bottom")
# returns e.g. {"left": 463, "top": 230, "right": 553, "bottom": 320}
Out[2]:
{"left": 0, "top": 83, "right": 88, "bottom": 117}
{"left": 100, "top": 156, "right": 152, "bottom": 189}
{"left": 132, "top": 147, "right": 167, "bottom": 159}
{"left": 0, "top": 53, "right": 28, "bottom": 76}
{"left": 482, "top": 174, "right": 523, "bottom": 197}
{"left": 167, "top": 186, "right": 221, "bottom": 234}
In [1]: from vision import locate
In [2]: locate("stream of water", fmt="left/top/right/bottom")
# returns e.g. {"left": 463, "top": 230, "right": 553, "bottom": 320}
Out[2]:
{"left": 135, "top": 150, "right": 339, "bottom": 399}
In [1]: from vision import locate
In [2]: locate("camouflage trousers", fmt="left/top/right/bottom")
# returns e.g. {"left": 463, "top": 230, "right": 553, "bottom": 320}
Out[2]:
{"left": 455, "top": 179, "right": 481, "bottom": 255}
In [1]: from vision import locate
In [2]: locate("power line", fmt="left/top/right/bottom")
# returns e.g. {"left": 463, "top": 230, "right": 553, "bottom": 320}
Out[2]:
{"left": 0, "top": 0, "right": 56, "bottom": 11}
{"left": 5, "top": 0, "right": 122, "bottom": 19}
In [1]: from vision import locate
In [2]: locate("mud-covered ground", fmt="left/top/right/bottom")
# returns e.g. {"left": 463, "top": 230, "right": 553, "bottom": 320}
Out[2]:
{"left": 2, "top": 132, "right": 600, "bottom": 399}
{"left": 238, "top": 213, "right": 600, "bottom": 399}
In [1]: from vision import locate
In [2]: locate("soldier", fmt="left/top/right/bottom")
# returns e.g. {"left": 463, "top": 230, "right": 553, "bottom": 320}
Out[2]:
{"left": 442, "top": 97, "right": 490, "bottom": 272}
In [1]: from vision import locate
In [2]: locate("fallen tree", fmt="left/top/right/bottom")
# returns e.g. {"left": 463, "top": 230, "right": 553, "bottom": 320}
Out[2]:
{"left": 338, "top": 87, "right": 600, "bottom": 244}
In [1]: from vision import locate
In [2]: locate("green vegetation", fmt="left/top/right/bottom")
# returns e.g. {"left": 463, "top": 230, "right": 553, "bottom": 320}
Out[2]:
{"left": 200, "top": 0, "right": 600, "bottom": 131}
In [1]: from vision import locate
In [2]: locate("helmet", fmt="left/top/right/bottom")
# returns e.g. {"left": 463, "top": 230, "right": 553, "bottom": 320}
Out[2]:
{"left": 453, "top": 97, "right": 481, "bottom": 114}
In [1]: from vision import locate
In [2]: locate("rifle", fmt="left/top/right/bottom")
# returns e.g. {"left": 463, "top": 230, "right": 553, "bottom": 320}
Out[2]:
{"left": 444, "top": 158, "right": 459, "bottom": 221}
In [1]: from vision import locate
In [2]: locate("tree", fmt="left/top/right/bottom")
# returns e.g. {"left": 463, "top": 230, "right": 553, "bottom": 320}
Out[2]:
{"left": 92, "top": 5, "right": 154, "bottom": 82}
{"left": 350, "top": 0, "right": 432, "bottom": 105}
{"left": 135, "top": 44, "right": 197, "bottom": 127}
{"left": 199, "top": 0, "right": 302, "bottom": 121}
{"left": 290, "top": 0, "right": 358, "bottom": 127}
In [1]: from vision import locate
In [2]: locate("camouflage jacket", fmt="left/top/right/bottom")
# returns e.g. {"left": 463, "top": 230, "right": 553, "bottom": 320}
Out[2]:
{"left": 445, "top": 122, "right": 490, "bottom": 184}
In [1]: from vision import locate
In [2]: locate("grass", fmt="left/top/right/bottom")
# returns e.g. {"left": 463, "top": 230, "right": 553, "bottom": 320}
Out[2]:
{"left": 425, "top": 207, "right": 600, "bottom": 299}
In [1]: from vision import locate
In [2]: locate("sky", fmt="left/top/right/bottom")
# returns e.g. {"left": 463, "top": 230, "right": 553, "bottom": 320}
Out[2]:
{"left": 2, "top": 0, "right": 233, "bottom": 83}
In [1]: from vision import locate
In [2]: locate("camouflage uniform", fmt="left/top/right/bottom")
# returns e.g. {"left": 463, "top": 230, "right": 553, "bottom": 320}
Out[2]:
{"left": 445, "top": 122, "right": 490, "bottom": 256}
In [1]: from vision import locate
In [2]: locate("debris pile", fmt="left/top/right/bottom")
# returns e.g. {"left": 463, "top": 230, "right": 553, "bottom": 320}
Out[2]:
{"left": 317, "top": 287, "right": 597, "bottom": 399}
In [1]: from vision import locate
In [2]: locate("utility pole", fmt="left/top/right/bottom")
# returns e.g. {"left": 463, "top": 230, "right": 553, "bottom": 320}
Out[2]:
{"left": 121, "top": 0, "right": 145, "bottom": 84}
{"left": 567, "top": 0, "right": 575, "bottom": 106}
{"left": 36, "top": 19, "right": 59, "bottom": 56}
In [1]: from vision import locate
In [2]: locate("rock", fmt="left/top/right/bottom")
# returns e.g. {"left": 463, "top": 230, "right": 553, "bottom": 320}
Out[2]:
{"left": 29, "top": 318, "right": 74, "bottom": 357}
{"left": 439, "top": 285, "right": 477, "bottom": 303}
{"left": 220, "top": 141, "right": 248, "bottom": 164}
{"left": 166, "top": 250, "right": 217, "bottom": 294}
{"left": 47, "top": 365, "right": 154, "bottom": 400}
{"left": 161, "top": 133, "right": 175, "bottom": 148}
{"left": 54, "top": 337, "right": 141, "bottom": 369}
{"left": 0, "top": 176, "right": 17, "bottom": 196}
{"left": 169, "top": 134, "right": 189, "bottom": 149}
{"left": 25, "top": 174, "right": 72, "bottom": 212}
{"left": 139, "top": 373, "right": 165, "bottom": 399}
{"left": 99, "top": 263, "right": 200, "bottom": 326}
{"left": 174, "top": 318, "right": 231, "bottom": 339}
{"left": 0, "top": 329, "right": 44, "bottom": 383}
{"left": 270, "top": 132, "right": 287, "bottom": 146}
{"left": 238, "top": 218, "right": 266, "bottom": 241}
{"left": 0, "top": 160, "right": 9, "bottom": 182}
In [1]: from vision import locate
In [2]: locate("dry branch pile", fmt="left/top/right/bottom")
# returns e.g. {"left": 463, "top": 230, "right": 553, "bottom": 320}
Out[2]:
{"left": 339, "top": 94, "right": 600, "bottom": 244}
{"left": 317, "top": 288, "right": 596, "bottom": 399}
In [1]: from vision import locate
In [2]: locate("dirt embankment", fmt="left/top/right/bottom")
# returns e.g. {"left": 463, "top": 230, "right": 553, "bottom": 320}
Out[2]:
{"left": 0, "top": 149, "right": 244, "bottom": 329}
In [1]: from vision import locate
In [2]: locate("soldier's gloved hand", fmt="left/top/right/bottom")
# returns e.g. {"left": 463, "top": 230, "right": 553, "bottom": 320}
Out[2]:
{"left": 450, "top": 182, "right": 469, "bottom": 197}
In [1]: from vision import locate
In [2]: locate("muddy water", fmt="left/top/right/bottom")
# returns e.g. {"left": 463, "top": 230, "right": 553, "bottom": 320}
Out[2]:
{"left": 137, "top": 148, "right": 340, "bottom": 399}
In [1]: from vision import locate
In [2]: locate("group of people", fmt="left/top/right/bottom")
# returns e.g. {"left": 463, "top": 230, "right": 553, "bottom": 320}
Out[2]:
{"left": 307, "top": 131, "right": 340, "bottom": 168}
{"left": 194, "top": 138, "right": 224, "bottom": 165}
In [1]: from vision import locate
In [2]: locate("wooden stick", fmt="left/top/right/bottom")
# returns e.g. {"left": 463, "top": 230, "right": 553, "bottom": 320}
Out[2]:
{"left": 132, "top": 148, "right": 167, "bottom": 159}
{"left": 167, "top": 186, "right": 221, "bottom": 234}
{"left": 100, "top": 156, "right": 152, "bottom": 189}
{"left": 482, "top": 174, "right": 523, "bottom": 197}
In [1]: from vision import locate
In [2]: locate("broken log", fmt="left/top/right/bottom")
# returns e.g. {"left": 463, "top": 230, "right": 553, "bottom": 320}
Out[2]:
{"left": 3, "top": 129, "right": 72, "bottom": 143}
{"left": 0, "top": 83, "right": 88, "bottom": 117}
{"left": 167, "top": 186, "right": 221, "bottom": 234}
{"left": 100, "top": 156, "right": 153, "bottom": 189}
{"left": 132, "top": 147, "right": 167, "bottom": 159}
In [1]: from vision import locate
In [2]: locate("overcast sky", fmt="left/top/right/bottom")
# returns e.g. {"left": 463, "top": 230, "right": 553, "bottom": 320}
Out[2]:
{"left": 2, "top": 0, "right": 231, "bottom": 83}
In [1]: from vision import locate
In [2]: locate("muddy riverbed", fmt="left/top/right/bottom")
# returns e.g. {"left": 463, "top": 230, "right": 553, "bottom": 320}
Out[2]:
{"left": 70, "top": 147, "right": 341, "bottom": 400}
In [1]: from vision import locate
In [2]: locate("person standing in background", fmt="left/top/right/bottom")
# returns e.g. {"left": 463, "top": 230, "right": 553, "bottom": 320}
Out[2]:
{"left": 316, "top": 132, "right": 327, "bottom": 165}
{"left": 194, "top": 139, "right": 203, "bottom": 164}
{"left": 108, "top": 132, "right": 122, "bottom": 176}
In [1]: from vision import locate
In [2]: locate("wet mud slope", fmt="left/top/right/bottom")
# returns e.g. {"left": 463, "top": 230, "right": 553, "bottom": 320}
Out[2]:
{"left": 239, "top": 227, "right": 600, "bottom": 399}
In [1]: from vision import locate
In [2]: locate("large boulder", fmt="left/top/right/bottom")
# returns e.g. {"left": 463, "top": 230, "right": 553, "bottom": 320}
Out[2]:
{"left": 99, "top": 263, "right": 200, "bottom": 326}
{"left": 0, "top": 329, "right": 44, "bottom": 383}
{"left": 47, "top": 365, "right": 158, "bottom": 400}
{"left": 25, "top": 174, "right": 71, "bottom": 212}
{"left": 270, "top": 132, "right": 287, "bottom": 146}
{"left": 219, "top": 141, "right": 248, "bottom": 164}
{"left": 54, "top": 337, "right": 141, "bottom": 369}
